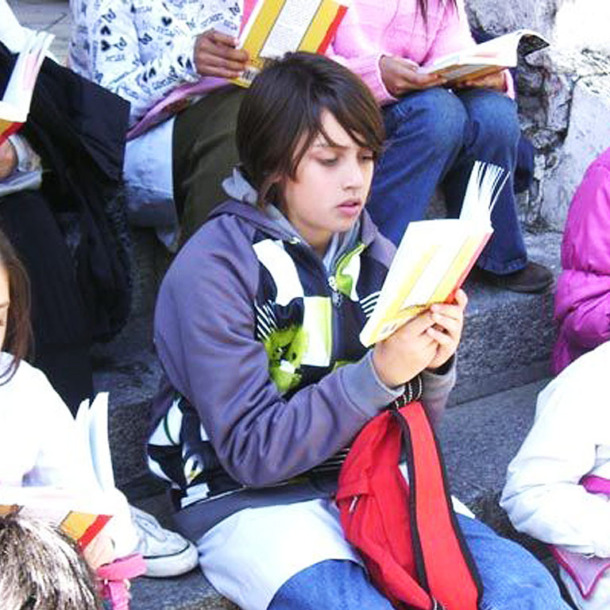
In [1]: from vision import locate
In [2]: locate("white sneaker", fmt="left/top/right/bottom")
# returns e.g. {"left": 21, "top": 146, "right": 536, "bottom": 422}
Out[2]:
{"left": 130, "top": 506, "right": 199, "bottom": 578}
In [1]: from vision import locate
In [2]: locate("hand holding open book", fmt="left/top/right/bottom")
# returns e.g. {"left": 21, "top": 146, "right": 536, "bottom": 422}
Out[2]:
{"left": 360, "top": 161, "right": 508, "bottom": 347}
{"left": 418, "top": 29, "right": 549, "bottom": 87}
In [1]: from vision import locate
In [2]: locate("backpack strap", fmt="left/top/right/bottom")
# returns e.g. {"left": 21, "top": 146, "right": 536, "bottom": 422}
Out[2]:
{"left": 97, "top": 553, "right": 146, "bottom": 610}
{"left": 393, "top": 401, "right": 482, "bottom": 610}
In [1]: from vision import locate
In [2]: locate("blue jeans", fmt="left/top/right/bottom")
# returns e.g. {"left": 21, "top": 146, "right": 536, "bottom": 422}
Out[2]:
{"left": 368, "top": 87, "right": 527, "bottom": 274}
{"left": 268, "top": 514, "right": 570, "bottom": 610}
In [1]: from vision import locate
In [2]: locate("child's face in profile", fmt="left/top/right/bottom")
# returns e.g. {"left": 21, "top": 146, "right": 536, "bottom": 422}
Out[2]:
{"left": 280, "top": 110, "right": 375, "bottom": 256}
{"left": 0, "top": 264, "right": 8, "bottom": 351}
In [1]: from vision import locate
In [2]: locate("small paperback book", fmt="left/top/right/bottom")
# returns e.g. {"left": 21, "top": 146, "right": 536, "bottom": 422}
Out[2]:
{"left": 234, "top": 0, "right": 349, "bottom": 87}
{"left": 360, "top": 161, "right": 508, "bottom": 347}
{"left": 0, "top": 487, "right": 113, "bottom": 551}
{"left": 418, "top": 29, "right": 549, "bottom": 86}
{"left": 0, "top": 30, "right": 54, "bottom": 145}
{"left": 0, "top": 394, "right": 114, "bottom": 550}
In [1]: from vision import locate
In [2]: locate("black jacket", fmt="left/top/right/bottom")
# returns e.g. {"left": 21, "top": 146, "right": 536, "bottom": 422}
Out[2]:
{"left": 0, "top": 43, "right": 131, "bottom": 341}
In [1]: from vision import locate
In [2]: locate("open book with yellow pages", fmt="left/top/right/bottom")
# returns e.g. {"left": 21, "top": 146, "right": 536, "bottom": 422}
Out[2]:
{"left": 360, "top": 161, "right": 508, "bottom": 347}
{"left": 0, "top": 394, "right": 114, "bottom": 550}
{"left": 0, "top": 30, "right": 53, "bottom": 146}
{"left": 234, "top": 0, "right": 349, "bottom": 87}
{"left": 418, "top": 29, "right": 548, "bottom": 86}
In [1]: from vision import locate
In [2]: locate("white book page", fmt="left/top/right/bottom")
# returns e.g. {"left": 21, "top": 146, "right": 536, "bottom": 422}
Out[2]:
{"left": 399, "top": 225, "right": 469, "bottom": 309}
{"left": 259, "top": 0, "right": 323, "bottom": 58}
{"left": 421, "top": 29, "right": 548, "bottom": 74}
{"left": 1, "top": 31, "right": 53, "bottom": 118}
{"left": 0, "top": 486, "right": 113, "bottom": 519}
{"left": 88, "top": 393, "right": 115, "bottom": 491}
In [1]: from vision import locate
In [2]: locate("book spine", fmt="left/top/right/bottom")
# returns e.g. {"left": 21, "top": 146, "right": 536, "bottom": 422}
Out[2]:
{"left": 316, "top": 3, "right": 348, "bottom": 54}
{"left": 446, "top": 233, "right": 492, "bottom": 302}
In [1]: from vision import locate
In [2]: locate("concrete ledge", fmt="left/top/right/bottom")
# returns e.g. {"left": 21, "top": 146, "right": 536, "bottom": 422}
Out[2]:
{"left": 131, "top": 571, "right": 237, "bottom": 610}
{"left": 451, "top": 230, "right": 560, "bottom": 404}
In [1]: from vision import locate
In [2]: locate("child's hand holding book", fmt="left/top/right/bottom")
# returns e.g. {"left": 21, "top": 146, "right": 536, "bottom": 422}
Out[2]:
{"left": 360, "top": 161, "right": 508, "bottom": 348}
{"left": 371, "top": 289, "right": 467, "bottom": 387}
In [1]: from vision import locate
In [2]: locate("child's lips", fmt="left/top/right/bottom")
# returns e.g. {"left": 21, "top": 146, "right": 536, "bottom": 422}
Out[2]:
{"left": 337, "top": 199, "right": 362, "bottom": 216}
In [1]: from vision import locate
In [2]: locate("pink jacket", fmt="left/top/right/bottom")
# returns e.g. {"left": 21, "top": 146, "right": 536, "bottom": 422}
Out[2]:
{"left": 329, "top": 0, "right": 475, "bottom": 105}
{"left": 553, "top": 148, "right": 610, "bottom": 374}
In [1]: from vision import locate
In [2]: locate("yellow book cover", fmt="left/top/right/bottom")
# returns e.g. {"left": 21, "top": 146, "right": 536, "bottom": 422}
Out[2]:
{"left": 360, "top": 161, "right": 508, "bottom": 347}
{"left": 0, "top": 30, "right": 53, "bottom": 145}
{"left": 419, "top": 29, "right": 548, "bottom": 86}
{"left": 234, "top": 0, "right": 349, "bottom": 87}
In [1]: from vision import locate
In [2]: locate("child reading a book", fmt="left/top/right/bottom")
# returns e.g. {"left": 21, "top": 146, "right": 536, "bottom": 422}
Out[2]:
{"left": 502, "top": 340, "right": 610, "bottom": 610}
{"left": 147, "top": 52, "right": 568, "bottom": 610}
{"left": 0, "top": 226, "right": 198, "bottom": 586}
{"left": 328, "top": 0, "right": 552, "bottom": 294}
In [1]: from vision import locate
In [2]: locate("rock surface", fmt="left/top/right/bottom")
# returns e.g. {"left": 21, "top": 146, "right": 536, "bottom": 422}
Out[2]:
{"left": 467, "top": 0, "right": 610, "bottom": 230}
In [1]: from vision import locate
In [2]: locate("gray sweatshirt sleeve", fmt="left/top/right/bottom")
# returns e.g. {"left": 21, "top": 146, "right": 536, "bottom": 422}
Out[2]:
{"left": 154, "top": 217, "right": 395, "bottom": 488}
{"left": 420, "top": 358, "right": 457, "bottom": 427}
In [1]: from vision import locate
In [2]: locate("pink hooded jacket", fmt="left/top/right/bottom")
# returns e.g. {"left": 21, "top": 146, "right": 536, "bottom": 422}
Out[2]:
{"left": 553, "top": 148, "right": 610, "bottom": 374}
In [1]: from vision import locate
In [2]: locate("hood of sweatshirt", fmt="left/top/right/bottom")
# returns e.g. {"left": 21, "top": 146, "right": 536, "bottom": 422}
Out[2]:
{"left": 217, "top": 167, "right": 380, "bottom": 271}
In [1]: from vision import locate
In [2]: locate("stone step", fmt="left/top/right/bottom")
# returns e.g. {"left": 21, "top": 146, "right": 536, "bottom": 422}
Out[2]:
{"left": 130, "top": 572, "right": 236, "bottom": 610}
{"left": 452, "top": 230, "right": 560, "bottom": 404}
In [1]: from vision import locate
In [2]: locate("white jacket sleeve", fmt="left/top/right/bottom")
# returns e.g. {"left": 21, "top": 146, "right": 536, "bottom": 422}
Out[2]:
{"left": 501, "top": 343, "right": 610, "bottom": 557}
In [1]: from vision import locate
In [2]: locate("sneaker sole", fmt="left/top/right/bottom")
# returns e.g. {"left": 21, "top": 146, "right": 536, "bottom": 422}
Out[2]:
{"left": 142, "top": 543, "right": 199, "bottom": 578}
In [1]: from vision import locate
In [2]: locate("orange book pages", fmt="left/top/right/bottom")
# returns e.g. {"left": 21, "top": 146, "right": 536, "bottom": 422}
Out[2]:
{"left": 432, "top": 64, "right": 505, "bottom": 86}
{"left": 0, "top": 118, "right": 22, "bottom": 146}
{"left": 427, "top": 232, "right": 492, "bottom": 304}
{"left": 60, "top": 511, "right": 112, "bottom": 550}
{"left": 234, "top": 0, "right": 348, "bottom": 87}
{"left": 0, "top": 504, "right": 19, "bottom": 517}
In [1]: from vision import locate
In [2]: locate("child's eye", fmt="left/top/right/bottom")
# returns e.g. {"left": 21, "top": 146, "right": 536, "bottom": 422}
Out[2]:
{"left": 319, "top": 157, "right": 338, "bottom": 167}
{"left": 359, "top": 151, "right": 375, "bottom": 163}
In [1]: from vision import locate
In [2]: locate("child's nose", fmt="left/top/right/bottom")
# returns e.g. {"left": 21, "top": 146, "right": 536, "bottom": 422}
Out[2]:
{"left": 343, "top": 158, "right": 365, "bottom": 190}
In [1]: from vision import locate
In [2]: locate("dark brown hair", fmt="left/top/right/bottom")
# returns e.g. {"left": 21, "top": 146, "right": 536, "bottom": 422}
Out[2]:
{"left": 236, "top": 52, "right": 385, "bottom": 207}
{"left": 0, "top": 227, "right": 32, "bottom": 383}
{"left": 417, "top": 0, "right": 458, "bottom": 22}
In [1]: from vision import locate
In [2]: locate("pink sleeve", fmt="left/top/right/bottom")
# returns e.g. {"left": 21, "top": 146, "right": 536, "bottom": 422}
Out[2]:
{"left": 424, "top": 0, "right": 475, "bottom": 64}
{"left": 555, "top": 160, "right": 610, "bottom": 350}
{"left": 326, "top": 46, "right": 397, "bottom": 106}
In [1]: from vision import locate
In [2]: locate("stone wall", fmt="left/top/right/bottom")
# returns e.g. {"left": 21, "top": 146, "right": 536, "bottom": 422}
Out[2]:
{"left": 466, "top": 0, "right": 610, "bottom": 231}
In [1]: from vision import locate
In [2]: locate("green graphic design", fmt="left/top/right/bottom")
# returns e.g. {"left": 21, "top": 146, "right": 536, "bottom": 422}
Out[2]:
{"left": 263, "top": 325, "right": 309, "bottom": 394}
{"left": 335, "top": 243, "right": 365, "bottom": 297}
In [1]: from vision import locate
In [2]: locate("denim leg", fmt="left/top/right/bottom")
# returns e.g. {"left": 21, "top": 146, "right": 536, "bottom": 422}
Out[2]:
{"left": 268, "top": 559, "right": 393, "bottom": 610}
{"left": 458, "top": 514, "right": 572, "bottom": 610}
{"left": 444, "top": 89, "right": 527, "bottom": 273}
{"left": 368, "top": 88, "right": 467, "bottom": 245}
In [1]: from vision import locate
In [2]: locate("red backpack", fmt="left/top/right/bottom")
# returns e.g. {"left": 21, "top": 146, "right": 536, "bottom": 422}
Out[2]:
{"left": 336, "top": 400, "right": 482, "bottom": 610}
